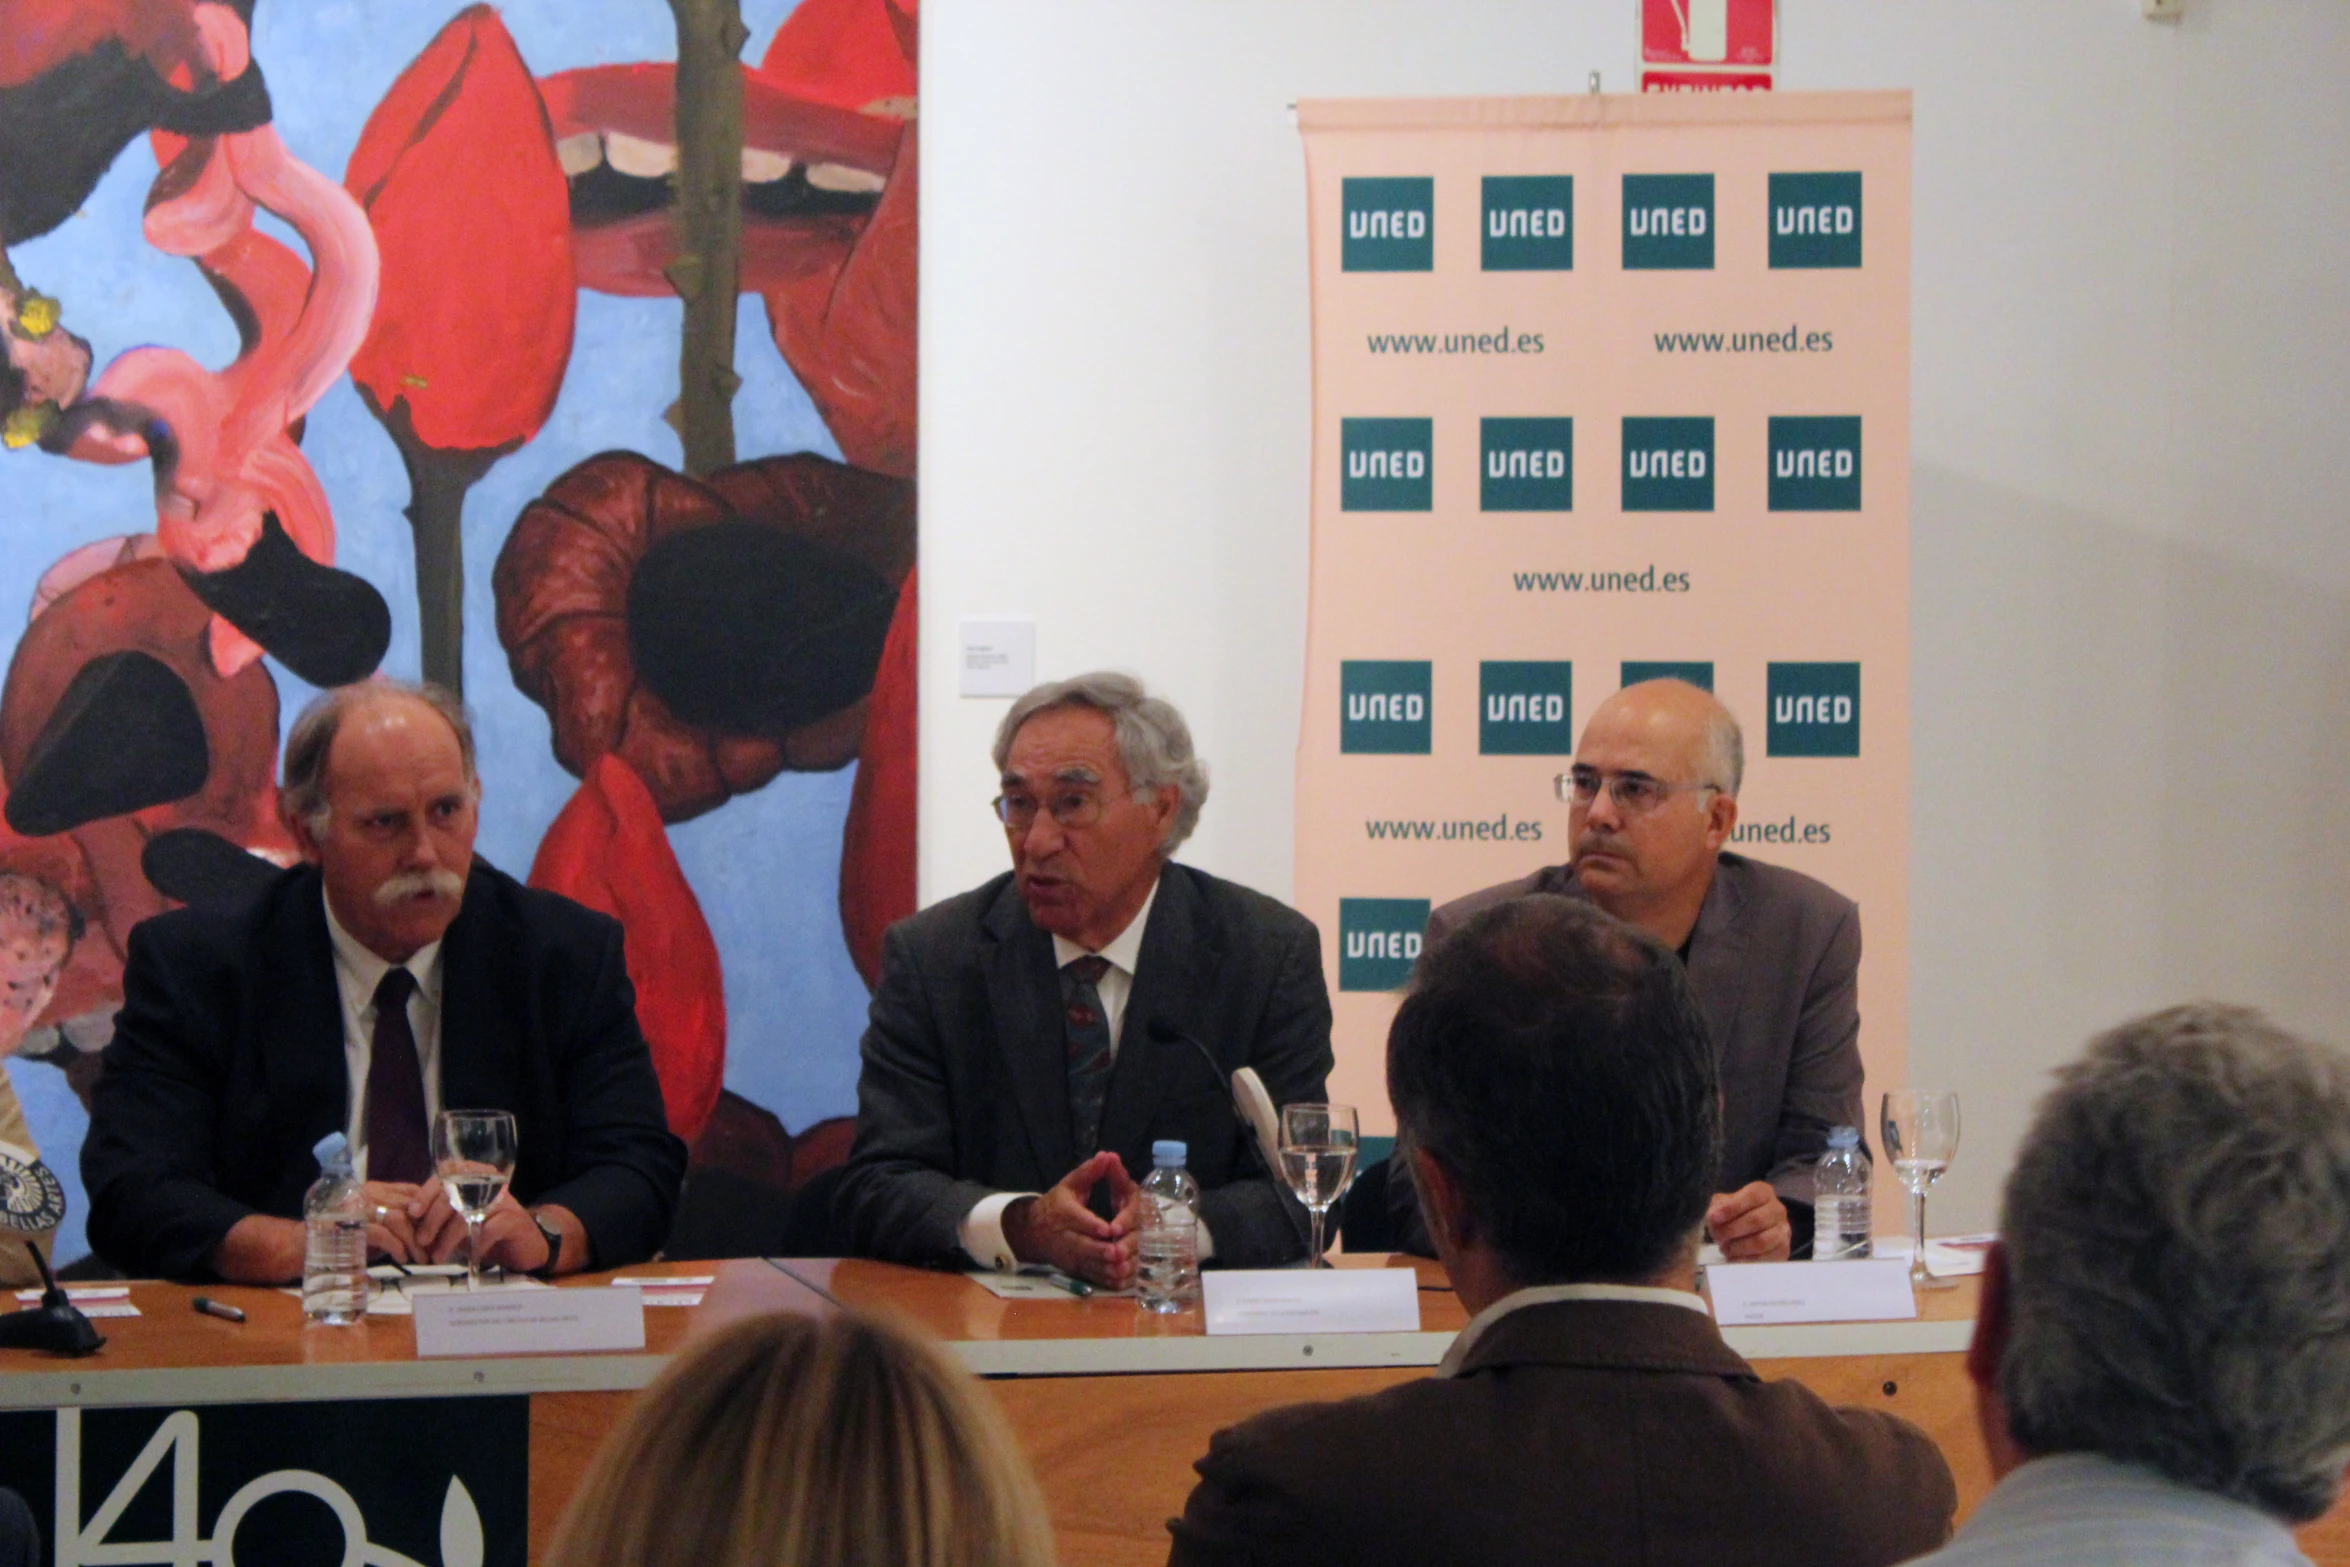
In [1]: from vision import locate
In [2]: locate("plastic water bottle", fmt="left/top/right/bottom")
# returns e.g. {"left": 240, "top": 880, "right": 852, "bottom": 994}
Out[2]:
{"left": 1812, "top": 1125, "right": 1872, "bottom": 1262}
{"left": 1137, "top": 1140, "right": 1201, "bottom": 1313}
{"left": 303, "top": 1132, "right": 370, "bottom": 1323}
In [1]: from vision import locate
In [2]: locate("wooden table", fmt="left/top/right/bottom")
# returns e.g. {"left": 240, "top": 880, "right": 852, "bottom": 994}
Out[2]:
{"left": 3, "top": 1261, "right": 2341, "bottom": 1567}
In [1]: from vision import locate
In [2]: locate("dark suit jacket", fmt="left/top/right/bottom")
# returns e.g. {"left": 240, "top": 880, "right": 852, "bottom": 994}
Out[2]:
{"left": 836, "top": 864, "right": 1332, "bottom": 1268}
{"left": 83, "top": 861, "right": 687, "bottom": 1279}
{"left": 1167, "top": 1297, "right": 1955, "bottom": 1567}
{"left": 1414, "top": 852, "right": 1863, "bottom": 1217}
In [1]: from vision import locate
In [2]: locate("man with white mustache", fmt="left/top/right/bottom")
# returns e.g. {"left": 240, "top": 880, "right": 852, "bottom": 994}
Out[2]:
{"left": 83, "top": 681, "right": 685, "bottom": 1282}
{"left": 1395, "top": 679, "right": 1864, "bottom": 1264}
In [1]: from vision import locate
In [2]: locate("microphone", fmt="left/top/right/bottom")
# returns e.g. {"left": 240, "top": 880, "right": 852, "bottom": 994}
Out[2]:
{"left": 1147, "top": 1019, "right": 1315, "bottom": 1259}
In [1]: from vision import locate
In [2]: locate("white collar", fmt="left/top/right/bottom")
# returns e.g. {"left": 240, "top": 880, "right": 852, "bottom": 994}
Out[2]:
{"left": 1438, "top": 1281, "right": 1710, "bottom": 1377}
{"left": 322, "top": 884, "right": 445, "bottom": 1003}
{"left": 1050, "top": 874, "right": 1161, "bottom": 975}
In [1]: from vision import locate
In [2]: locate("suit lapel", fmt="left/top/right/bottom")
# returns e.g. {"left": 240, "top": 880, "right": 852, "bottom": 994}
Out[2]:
{"left": 981, "top": 882, "right": 1078, "bottom": 1184}
{"left": 1684, "top": 856, "right": 1752, "bottom": 1069}
{"left": 256, "top": 869, "right": 353, "bottom": 1148}
{"left": 435, "top": 868, "right": 510, "bottom": 1115}
{"left": 1098, "top": 869, "right": 1216, "bottom": 1163}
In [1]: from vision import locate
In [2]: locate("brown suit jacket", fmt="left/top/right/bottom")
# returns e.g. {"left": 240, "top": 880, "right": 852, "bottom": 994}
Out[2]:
{"left": 1166, "top": 1298, "right": 1955, "bottom": 1567}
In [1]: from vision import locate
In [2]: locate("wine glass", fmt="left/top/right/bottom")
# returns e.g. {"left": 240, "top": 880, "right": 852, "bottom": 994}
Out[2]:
{"left": 433, "top": 1109, "right": 518, "bottom": 1291}
{"left": 1880, "top": 1090, "right": 1960, "bottom": 1291}
{"left": 1278, "top": 1103, "right": 1359, "bottom": 1268}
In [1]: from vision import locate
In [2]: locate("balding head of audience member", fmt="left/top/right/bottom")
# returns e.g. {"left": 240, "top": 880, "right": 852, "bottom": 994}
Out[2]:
{"left": 1973, "top": 1004, "right": 2350, "bottom": 1522}
{"left": 1390, "top": 894, "right": 1721, "bottom": 1310}
{"left": 546, "top": 1309, "right": 1058, "bottom": 1567}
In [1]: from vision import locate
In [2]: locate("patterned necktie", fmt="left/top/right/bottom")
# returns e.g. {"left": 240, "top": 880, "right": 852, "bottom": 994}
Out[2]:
{"left": 365, "top": 967, "right": 431, "bottom": 1184}
{"left": 1061, "top": 955, "right": 1115, "bottom": 1156}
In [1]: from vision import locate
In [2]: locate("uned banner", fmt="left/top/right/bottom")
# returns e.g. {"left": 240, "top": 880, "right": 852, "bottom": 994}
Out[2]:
{"left": 1295, "top": 94, "right": 1911, "bottom": 1138}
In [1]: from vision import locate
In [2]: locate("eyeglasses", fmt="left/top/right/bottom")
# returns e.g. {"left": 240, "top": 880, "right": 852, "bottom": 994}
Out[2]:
{"left": 992, "top": 787, "right": 1137, "bottom": 832}
{"left": 1555, "top": 766, "right": 1718, "bottom": 815}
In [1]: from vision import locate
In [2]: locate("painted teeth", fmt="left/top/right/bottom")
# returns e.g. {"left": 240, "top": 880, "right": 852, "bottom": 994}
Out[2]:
{"left": 806, "top": 162, "right": 885, "bottom": 194}
{"left": 740, "top": 147, "right": 794, "bottom": 184}
{"left": 604, "top": 131, "right": 677, "bottom": 178}
{"left": 554, "top": 132, "right": 603, "bottom": 176}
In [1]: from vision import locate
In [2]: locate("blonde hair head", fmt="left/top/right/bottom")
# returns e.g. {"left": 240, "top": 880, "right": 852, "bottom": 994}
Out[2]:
{"left": 546, "top": 1310, "right": 1059, "bottom": 1567}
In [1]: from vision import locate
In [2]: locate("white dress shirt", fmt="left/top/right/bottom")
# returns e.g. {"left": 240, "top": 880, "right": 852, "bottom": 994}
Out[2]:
{"left": 1437, "top": 1281, "right": 1712, "bottom": 1377}
{"left": 323, "top": 890, "right": 447, "bottom": 1179}
{"left": 963, "top": 880, "right": 1222, "bottom": 1269}
{"left": 1903, "top": 1452, "right": 2312, "bottom": 1567}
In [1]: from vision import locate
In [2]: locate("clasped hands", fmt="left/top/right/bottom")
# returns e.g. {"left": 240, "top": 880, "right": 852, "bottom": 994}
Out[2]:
{"left": 363, "top": 1179, "right": 550, "bottom": 1273}
{"left": 1002, "top": 1150, "right": 1143, "bottom": 1290}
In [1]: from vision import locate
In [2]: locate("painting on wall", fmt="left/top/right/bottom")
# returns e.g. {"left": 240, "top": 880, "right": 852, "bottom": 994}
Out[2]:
{"left": 0, "top": 0, "right": 916, "bottom": 1268}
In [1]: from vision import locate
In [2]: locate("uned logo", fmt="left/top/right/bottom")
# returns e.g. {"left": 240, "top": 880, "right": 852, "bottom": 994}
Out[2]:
{"left": 1339, "top": 898, "right": 1431, "bottom": 991}
{"left": 1769, "top": 416, "right": 1861, "bottom": 511}
{"left": 1341, "top": 417, "right": 1433, "bottom": 512}
{"left": 1622, "top": 660, "right": 1713, "bottom": 692}
{"left": 1621, "top": 416, "right": 1714, "bottom": 511}
{"left": 1343, "top": 177, "right": 1434, "bottom": 271}
{"left": 1480, "top": 662, "right": 1572, "bottom": 755}
{"left": 1622, "top": 173, "right": 1714, "bottom": 270}
{"left": 1767, "top": 662, "right": 1861, "bottom": 757}
{"left": 1481, "top": 175, "right": 1573, "bottom": 271}
{"left": 1480, "top": 417, "right": 1572, "bottom": 511}
{"left": 1769, "top": 172, "right": 1862, "bottom": 268}
{"left": 1341, "top": 660, "right": 1432, "bottom": 754}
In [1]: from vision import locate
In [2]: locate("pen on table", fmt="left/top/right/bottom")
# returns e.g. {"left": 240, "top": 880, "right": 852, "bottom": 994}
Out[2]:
{"left": 191, "top": 1296, "right": 246, "bottom": 1324}
{"left": 1044, "top": 1273, "right": 1094, "bottom": 1299}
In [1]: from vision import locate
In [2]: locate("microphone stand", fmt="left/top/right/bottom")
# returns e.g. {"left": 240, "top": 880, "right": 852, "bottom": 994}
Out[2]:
{"left": 0, "top": 1241, "right": 105, "bottom": 1356}
{"left": 1146, "top": 1019, "right": 1317, "bottom": 1261}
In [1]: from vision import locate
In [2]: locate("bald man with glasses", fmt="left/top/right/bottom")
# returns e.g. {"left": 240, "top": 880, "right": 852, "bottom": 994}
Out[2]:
{"left": 1397, "top": 679, "right": 1864, "bottom": 1263}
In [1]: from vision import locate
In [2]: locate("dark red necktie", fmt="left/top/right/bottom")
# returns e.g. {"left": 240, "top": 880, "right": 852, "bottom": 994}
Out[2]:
{"left": 1062, "top": 955, "right": 1115, "bottom": 1156}
{"left": 364, "top": 967, "right": 430, "bottom": 1183}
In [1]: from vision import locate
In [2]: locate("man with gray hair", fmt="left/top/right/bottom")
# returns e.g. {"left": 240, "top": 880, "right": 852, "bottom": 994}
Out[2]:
{"left": 1396, "top": 677, "right": 1864, "bottom": 1262}
{"left": 1910, "top": 1003, "right": 2350, "bottom": 1567}
{"left": 84, "top": 680, "right": 684, "bottom": 1281}
{"left": 839, "top": 672, "right": 1331, "bottom": 1285}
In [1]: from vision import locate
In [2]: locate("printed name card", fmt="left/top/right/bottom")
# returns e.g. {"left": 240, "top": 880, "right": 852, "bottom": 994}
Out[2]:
{"left": 1202, "top": 1268, "right": 1421, "bottom": 1337}
{"left": 1705, "top": 1258, "right": 1918, "bottom": 1326}
{"left": 413, "top": 1284, "right": 646, "bottom": 1357}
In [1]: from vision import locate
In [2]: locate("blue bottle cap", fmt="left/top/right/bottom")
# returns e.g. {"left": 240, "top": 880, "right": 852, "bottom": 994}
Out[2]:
{"left": 1826, "top": 1125, "right": 1860, "bottom": 1148}
{"left": 312, "top": 1131, "right": 350, "bottom": 1169}
{"left": 1151, "top": 1139, "right": 1188, "bottom": 1166}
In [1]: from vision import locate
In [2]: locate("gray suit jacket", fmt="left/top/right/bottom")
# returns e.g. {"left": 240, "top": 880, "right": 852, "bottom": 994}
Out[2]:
{"left": 1167, "top": 1297, "right": 1954, "bottom": 1567}
{"left": 1406, "top": 853, "right": 1863, "bottom": 1229}
{"left": 836, "top": 863, "right": 1333, "bottom": 1269}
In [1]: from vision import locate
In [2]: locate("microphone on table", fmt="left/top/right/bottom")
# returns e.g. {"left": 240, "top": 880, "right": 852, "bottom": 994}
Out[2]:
{"left": 0, "top": 1241, "right": 105, "bottom": 1357}
{"left": 1146, "top": 1019, "right": 1316, "bottom": 1260}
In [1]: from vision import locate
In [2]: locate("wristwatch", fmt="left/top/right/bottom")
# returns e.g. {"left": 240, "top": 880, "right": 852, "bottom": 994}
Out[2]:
{"left": 529, "top": 1212, "right": 563, "bottom": 1280}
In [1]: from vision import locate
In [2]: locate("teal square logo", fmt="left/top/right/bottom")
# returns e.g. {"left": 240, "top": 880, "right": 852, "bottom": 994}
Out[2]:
{"left": 1767, "top": 663, "right": 1861, "bottom": 756}
{"left": 1343, "top": 177, "right": 1434, "bottom": 271}
{"left": 1622, "top": 174, "right": 1713, "bottom": 270}
{"left": 1341, "top": 418, "right": 1432, "bottom": 512}
{"left": 1339, "top": 899, "right": 1430, "bottom": 991}
{"left": 1481, "top": 176, "right": 1573, "bottom": 271}
{"left": 1621, "top": 417, "right": 1714, "bottom": 511}
{"left": 1480, "top": 418, "right": 1572, "bottom": 511}
{"left": 1479, "top": 662, "right": 1573, "bottom": 755}
{"left": 1341, "top": 661, "right": 1432, "bottom": 754}
{"left": 1769, "top": 417, "right": 1862, "bottom": 511}
{"left": 1769, "top": 172, "right": 1862, "bottom": 268}
{"left": 1622, "top": 661, "right": 1713, "bottom": 692}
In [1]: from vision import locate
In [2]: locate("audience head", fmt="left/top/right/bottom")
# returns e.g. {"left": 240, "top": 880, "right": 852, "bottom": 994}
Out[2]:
{"left": 547, "top": 1309, "right": 1059, "bottom": 1567}
{"left": 1979, "top": 1003, "right": 2350, "bottom": 1521}
{"left": 1389, "top": 895, "right": 1721, "bottom": 1295}
{"left": 280, "top": 680, "right": 480, "bottom": 964}
{"left": 991, "top": 672, "right": 1206, "bottom": 948}
{"left": 1566, "top": 679, "right": 1740, "bottom": 923}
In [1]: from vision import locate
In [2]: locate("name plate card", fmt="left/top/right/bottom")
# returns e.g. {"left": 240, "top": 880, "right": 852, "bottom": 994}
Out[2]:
{"left": 1202, "top": 1268, "right": 1421, "bottom": 1337}
{"left": 1705, "top": 1258, "right": 1918, "bottom": 1326}
{"left": 413, "top": 1284, "right": 646, "bottom": 1358}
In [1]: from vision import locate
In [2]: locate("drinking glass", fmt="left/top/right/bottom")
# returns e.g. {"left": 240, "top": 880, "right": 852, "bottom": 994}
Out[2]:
{"left": 1880, "top": 1090, "right": 1960, "bottom": 1291}
{"left": 1278, "top": 1103, "right": 1359, "bottom": 1268}
{"left": 433, "top": 1110, "right": 518, "bottom": 1291}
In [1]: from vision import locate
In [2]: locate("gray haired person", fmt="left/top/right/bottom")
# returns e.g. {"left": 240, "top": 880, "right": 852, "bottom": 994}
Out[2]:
{"left": 1912, "top": 1003, "right": 2350, "bottom": 1567}
{"left": 837, "top": 672, "right": 1331, "bottom": 1285}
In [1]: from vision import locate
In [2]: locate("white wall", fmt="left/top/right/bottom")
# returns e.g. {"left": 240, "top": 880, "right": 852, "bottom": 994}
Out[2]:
{"left": 921, "top": 1, "right": 2350, "bottom": 1231}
